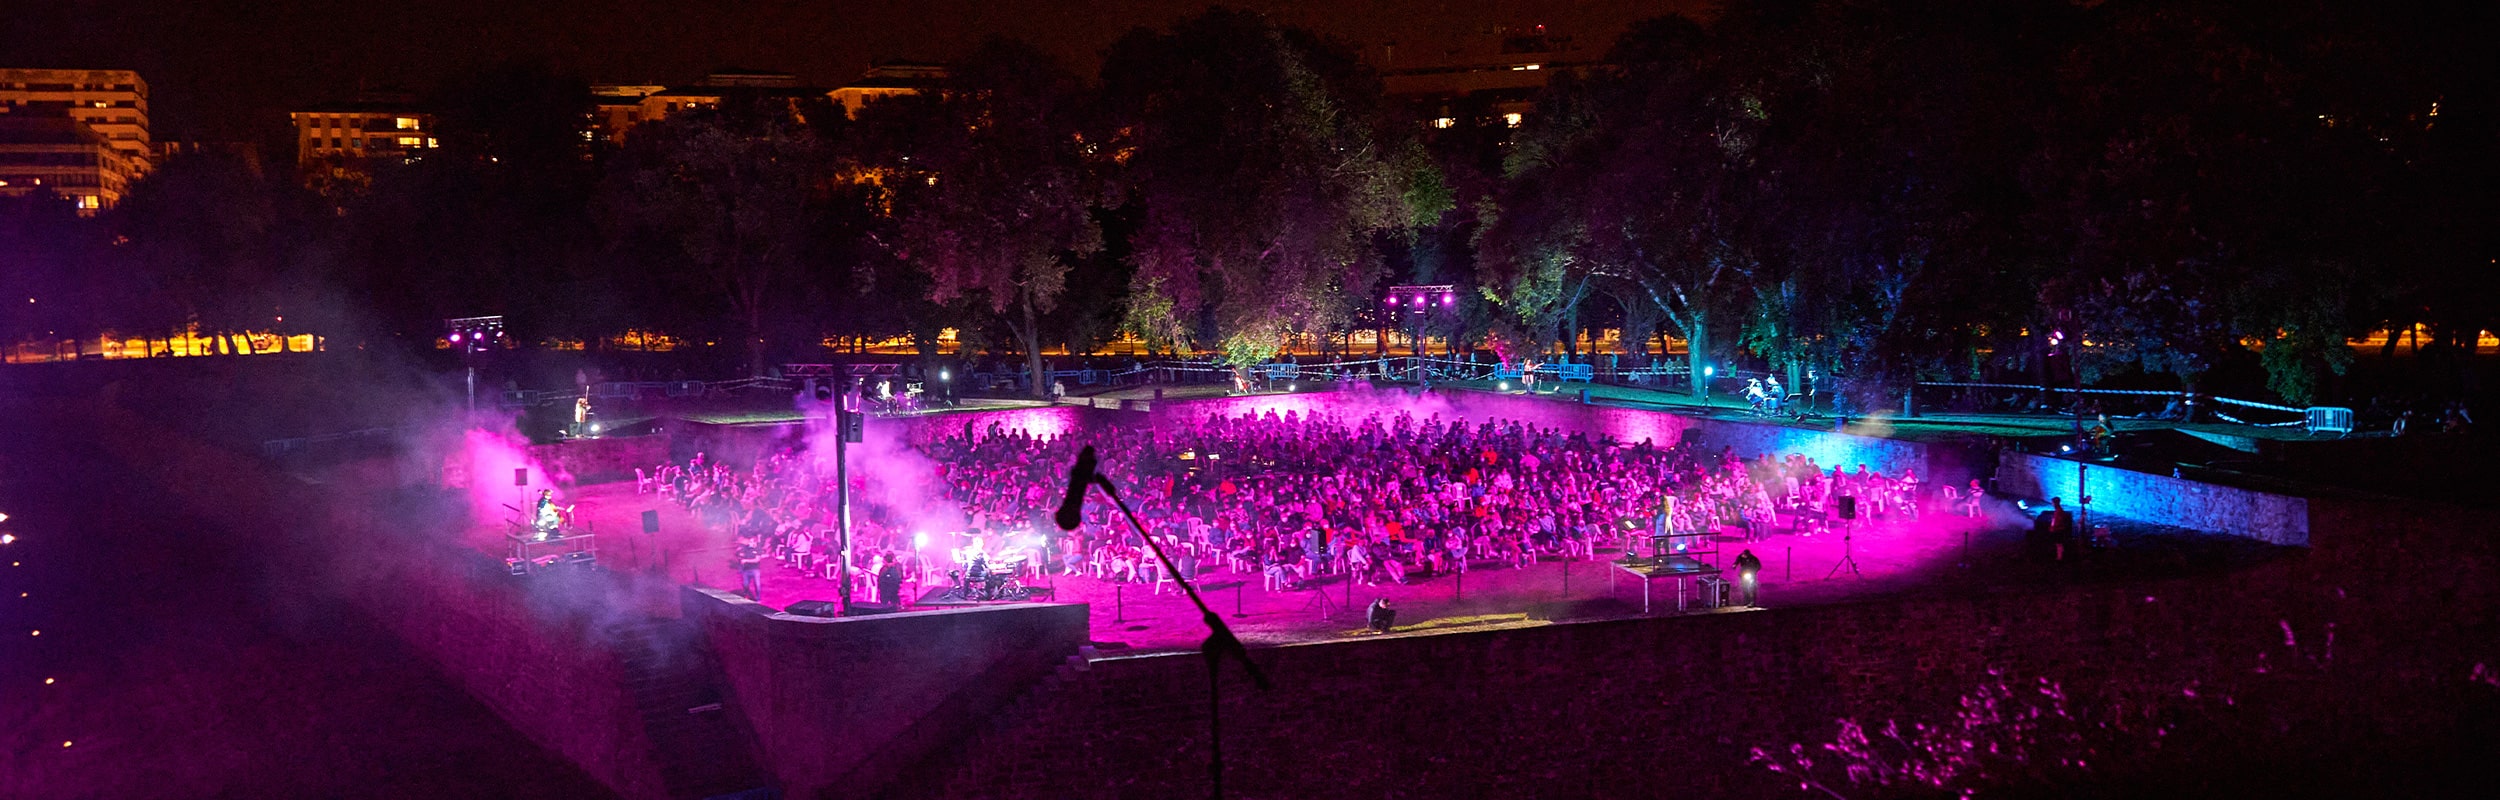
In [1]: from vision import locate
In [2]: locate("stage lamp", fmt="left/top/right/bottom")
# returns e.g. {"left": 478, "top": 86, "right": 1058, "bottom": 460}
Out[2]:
{"left": 1288, "top": 383, "right": 1298, "bottom": 391}
{"left": 588, "top": 423, "right": 601, "bottom": 435}
{"left": 814, "top": 378, "right": 834, "bottom": 402}
{"left": 0, "top": 534, "right": 13, "bottom": 545}
{"left": 1499, "top": 381, "right": 1511, "bottom": 391}
{"left": 939, "top": 369, "right": 950, "bottom": 382}
{"left": 448, "top": 332, "right": 461, "bottom": 343}
{"left": 913, "top": 532, "right": 929, "bottom": 549}
{"left": 2059, "top": 443, "right": 2073, "bottom": 453}
{"left": 1703, "top": 365, "right": 1715, "bottom": 377}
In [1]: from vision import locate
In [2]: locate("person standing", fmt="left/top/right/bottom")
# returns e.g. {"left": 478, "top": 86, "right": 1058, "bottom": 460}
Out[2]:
{"left": 877, "top": 552, "right": 905, "bottom": 606}
{"left": 1734, "top": 549, "right": 1764, "bottom": 607}
{"left": 735, "top": 541, "right": 764, "bottom": 601}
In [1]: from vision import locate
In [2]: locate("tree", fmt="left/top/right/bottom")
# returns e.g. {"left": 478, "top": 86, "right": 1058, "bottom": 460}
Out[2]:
{"left": 600, "top": 112, "right": 830, "bottom": 375}
{"left": 1483, "top": 16, "right": 1749, "bottom": 397}
{"left": 1102, "top": 8, "right": 1438, "bottom": 366}
{"left": 863, "top": 38, "right": 1104, "bottom": 397}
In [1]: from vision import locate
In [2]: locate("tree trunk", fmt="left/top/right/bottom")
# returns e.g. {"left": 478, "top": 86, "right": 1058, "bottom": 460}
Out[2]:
{"left": 745, "top": 305, "right": 766, "bottom": 377}
{"left": 1685, "top": 308, "right": 1711, "bottom": 401}
{"left": 1021, "top": 292, "right": 1047, "bottom": 399}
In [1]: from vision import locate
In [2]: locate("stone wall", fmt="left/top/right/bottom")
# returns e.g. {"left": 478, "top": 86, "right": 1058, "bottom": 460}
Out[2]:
{"left": 687, "top": 589, "right": 1091, "bottom": 799}
{"left": 90, "top": 399, "right": 678, "bottom": 800}
{"left": 344, "top": 543, "right": 673, "bottom": 799}
{"left": 939, "top": 498, "right": 2494, "bottom": 799}
{"left": 1151, "top": 388, "right": 1951, "bottom": 482}
{"left": 530, "top": 432, "right": 671, "bottom": 486}
{"left": 1997, "top": 453, "right": 2311, "bottom": 546}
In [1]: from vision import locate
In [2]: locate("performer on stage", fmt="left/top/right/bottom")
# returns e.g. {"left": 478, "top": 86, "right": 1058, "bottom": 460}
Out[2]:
{"left": 532, "top": 489, "right": 572, "bottom": 539}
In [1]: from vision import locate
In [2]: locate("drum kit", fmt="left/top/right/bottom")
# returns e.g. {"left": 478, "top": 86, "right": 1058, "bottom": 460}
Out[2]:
{"left": 942, "top": 534, "right": 1035, "bottom": 602}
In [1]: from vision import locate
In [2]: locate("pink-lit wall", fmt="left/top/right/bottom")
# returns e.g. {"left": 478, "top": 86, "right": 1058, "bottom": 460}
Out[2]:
{"left": 686, "top": 588, "right": 1089, "bottom": 798}
{"left": 1151, "top": 388, "right": 1940, "bottom": 480}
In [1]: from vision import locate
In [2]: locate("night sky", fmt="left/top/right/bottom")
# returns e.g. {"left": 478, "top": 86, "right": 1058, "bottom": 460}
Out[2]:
{"left": 4, "top": 0, "right": 1695, "bottom": 144}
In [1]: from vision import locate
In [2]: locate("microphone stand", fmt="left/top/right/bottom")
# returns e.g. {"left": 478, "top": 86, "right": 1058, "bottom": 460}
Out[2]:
{"left": 1083, "top": 472, "right": 1269, "bottom": 800}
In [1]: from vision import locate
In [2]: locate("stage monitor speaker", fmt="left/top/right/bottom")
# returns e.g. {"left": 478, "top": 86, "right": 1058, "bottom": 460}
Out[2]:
{"left": 842, "top": 602, "right": 902, "bottom": 617}
{"left": 642, "top": 510, "right": 660, "bottom": 534}
{"left": 1837, "top": 496, "right": 1857, "bottom": 520}
{"left": 785, "top": 600, "right": 841, "bottom": 618}
{"left": 514, "top": 468, "right": 529, "bottom": 487}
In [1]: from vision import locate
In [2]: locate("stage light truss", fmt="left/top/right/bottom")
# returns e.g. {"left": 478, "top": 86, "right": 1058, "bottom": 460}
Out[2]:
{"left": 1385, "top": 284, "right": 1458, "bottom": 315}
{"left": 443, "top": 315, "right": 505, "bottom": 353}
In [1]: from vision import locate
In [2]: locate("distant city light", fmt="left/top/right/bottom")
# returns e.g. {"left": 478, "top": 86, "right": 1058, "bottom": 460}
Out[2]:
{"left": 1503, "top": 113, "right": 1523, "bottom": 127}
{"left": 1, "top": 534, "right": 14, "bottom": 545}
{"left": 1431, "top": 117, "right": 1455, "bottom": 129}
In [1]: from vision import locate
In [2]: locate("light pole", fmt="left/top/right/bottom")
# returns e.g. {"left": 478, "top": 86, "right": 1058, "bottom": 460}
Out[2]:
{"left": 444, "top": 316, "right": 504, "bottom": 416}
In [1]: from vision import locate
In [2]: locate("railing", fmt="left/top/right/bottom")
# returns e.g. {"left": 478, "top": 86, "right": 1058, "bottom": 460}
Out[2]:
{"left": 498, "top": 376, "right": 796, "bottom": 408}
{"left": 260, "top": 426, "right": 404, "bottom": 459}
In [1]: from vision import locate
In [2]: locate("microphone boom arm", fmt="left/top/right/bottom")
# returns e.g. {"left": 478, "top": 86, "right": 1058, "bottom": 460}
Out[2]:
{"left": 1088, "top": 474, "right": 1270, "bottom": 690}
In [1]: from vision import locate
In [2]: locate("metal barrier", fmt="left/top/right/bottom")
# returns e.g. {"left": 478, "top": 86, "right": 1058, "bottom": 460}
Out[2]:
{"left": 2304, "top": 406, "right": 2354, "bottom": 436}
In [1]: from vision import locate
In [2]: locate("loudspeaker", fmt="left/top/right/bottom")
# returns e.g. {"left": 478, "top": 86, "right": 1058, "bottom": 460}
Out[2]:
{"left": 642, "top": 510, "right": 660, "bottom": 534}
{"left": 514, "top": 468, "right": 529, "bottom": 487}
{"left": 842, "top": 602, "right": 903, "bottom": 617}
{"left": 1837, "top": 496, "right": 1857, "bottom": 520}
{"left": 785, "top": 600, "right": 841, "bottom": 618}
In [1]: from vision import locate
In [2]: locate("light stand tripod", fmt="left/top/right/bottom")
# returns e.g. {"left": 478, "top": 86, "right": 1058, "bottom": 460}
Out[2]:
{"left": 1074, "top": 462, "right": 1270, "bottom": 800}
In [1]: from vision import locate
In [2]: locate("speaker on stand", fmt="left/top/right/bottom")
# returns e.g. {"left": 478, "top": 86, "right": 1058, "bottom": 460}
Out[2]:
{"left": 1827, "top": 496, "right": 1862, "bottom": 579}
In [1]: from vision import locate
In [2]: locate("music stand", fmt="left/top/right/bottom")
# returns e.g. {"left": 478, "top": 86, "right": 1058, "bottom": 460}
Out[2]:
{"left": 1296, "top": 577, "right": 1341, "bottom": 621}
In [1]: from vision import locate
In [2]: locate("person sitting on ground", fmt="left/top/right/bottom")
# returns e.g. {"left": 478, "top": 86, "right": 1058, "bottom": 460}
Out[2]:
{"left": 1367, "top": 597, "right": 1397, "bottom": 633}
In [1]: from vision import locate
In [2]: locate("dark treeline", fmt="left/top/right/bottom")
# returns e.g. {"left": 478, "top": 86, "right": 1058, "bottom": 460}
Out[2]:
{"left": 0, "top": 1, "right": 2489, "bottom": 405}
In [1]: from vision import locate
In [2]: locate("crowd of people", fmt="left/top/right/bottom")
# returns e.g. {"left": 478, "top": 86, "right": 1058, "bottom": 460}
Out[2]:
{"left": 644, "top": 402, "right": 1976, "bottom": 606}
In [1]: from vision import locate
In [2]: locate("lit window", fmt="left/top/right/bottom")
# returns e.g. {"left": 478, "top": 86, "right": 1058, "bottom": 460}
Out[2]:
{"left": 77, "top": 195, "right": 101, "bottom": 210}
{"left": 397, "top": 136, "right": 421, "bottom": 147}
{"left": 395, "top": 117, "right": 416, "bottom": 130}
{"left": 1503, "top": 112, "right": 1524, "bottom": 128}
{"left": 1432, "top": 117, "right": 1455, "bottom": 129}
{"left": 1511, "top": 64, "right": 1542, "bottom": 71}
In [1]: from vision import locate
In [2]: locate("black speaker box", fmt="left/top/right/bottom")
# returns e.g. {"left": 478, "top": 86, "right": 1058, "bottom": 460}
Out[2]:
{"left": 642, "top": 510, "right": 660, "bottom": 533}
{"left": 785, "top": 600, "right": 841, "bottom": 618}
{"left": 1837, "top": 496, "right": 1857, "bottom": 519}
